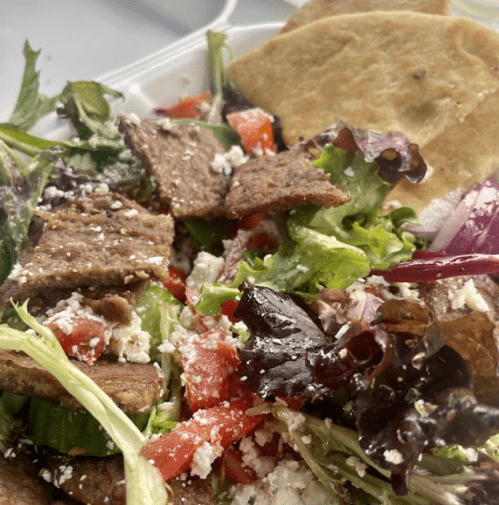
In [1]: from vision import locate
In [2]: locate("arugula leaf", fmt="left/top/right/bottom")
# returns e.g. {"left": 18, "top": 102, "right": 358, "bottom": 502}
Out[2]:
{"left": 0, "top": 303, "right": 168, "bottom": 505}
{"left": 0, "top": 122, "right": 60, "bottom": 157}
{"left": 57, "top": 81, "right": 123, "bottom": 140}
{"left": 8, "top": 40, "right": 61, "bottom": 132}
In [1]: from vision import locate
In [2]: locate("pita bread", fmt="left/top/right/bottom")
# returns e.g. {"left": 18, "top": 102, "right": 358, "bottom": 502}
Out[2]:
{"left": 226, "top": 12, "right": 499, "bottom": 148}
{"left": 387, "top": 88, "right": 499, "bottom": 211}
{"left": 281, "top": 0, "right": 451, "bottom": 33}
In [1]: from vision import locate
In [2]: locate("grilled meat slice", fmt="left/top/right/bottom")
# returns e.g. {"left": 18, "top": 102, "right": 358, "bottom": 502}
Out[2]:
{"left": 0, "top": 192, "right": 174, "bottom": 305}
{"left": 224, "top": 148, "right": 350, "bottom": 218}
{"left": 119, "top": 116, "right": 229, "bottom": 220}
{"left": 0, "top": 452, "right": 51, "bottom": 505}
{"left": 0, "top": 351, "right": 164, "bottom": 414}
{"left": 47, "top": 453, "right": 215, "bottom": 505}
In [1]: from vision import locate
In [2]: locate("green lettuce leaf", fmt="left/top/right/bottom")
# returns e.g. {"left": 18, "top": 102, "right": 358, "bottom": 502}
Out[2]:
{"left": 135, "top": 283, "right": 182, "bottom": 362}
{"left": 291, "top": 145, "right": 419, "bottom": 269}
{"left": 196, "top": 228, "right": 370, "bottom": 316}
{"left": 8, "top": 40, "right": 61, "bottom": 132}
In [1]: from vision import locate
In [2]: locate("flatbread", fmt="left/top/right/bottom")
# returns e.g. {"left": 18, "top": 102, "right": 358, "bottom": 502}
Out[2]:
{"left": 281, "top": 0, "right": 451, "bottom": 33}
{"left": 387, "top": 88, "right": 499, "bottom": 211}
{"left": 227, "top": 12, "right": 499, "bottom": 147}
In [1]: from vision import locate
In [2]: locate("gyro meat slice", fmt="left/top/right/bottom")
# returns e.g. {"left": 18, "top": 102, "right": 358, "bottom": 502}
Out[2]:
{"left": 46, "top": 452, "right": 215, "bottom": 505}
{"left": 224, "top": 148, "right": 350, "bottom": 218}
{"left": 0, "top": 452, "right": 51, "bottom": 505}
{"left": 118, "top": 116, "right": 229, "bottom": 219}
{"left": 0, "top": 351, "right": 164, "bottom": 414}
{"left": 0, "top": 192, "right": 174, "bottom": 305}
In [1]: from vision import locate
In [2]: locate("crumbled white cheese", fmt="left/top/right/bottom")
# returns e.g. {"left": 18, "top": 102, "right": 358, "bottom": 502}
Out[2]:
{"left": 186, "top": 252, "right": 224, "bottom": 291}
{"left": 210, "top": 145, "right": 249, "bottom": 175}
{"left": 190, "top": 441, "right": 221, "bottom": 479}
{"left": 383, "top": 449, "right": 404, "bottom": 465}
{"left": 229, "top": 459, "right": 335, "bottom": 505}
{"left": 127, "top": 113, "right": 141, "bottom": 125}
{"left": 158, "top": 117, "right": 174, "bottom": 131}
{"left": 239, "top": 436, "right": 276, "bottom": 478}
{"left": 450, "top": 279, "right": 489, "bottom": 312}
{"left": 346, "top": 456, "right": 367, "bottom": 478}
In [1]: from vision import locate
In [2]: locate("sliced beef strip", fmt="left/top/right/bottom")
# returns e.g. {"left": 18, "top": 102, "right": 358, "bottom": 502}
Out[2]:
{"left": 0, "top": 451, "right": 51, "bottom": 505}
{"left": 224, "top": 148, "right": 350, "bottom": 218}
{"left": 0, "top": 351, "right": 164, "bottom": 414}
{"left": 47, "top": 453, "right": 215, "bottom": 505}
{"left": 47, "top": 454, "right": 125, "bottom": 505}
{"left": 0, "top": 192, "right": 174, "bottom": 306}
{"left": 119, "top": 116, "right": 229, "bottom": 220}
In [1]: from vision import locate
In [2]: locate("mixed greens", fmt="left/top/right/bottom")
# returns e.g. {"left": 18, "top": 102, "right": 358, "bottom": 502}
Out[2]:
{"left": 1, "top": 31, "right": 499, "bottom": 505}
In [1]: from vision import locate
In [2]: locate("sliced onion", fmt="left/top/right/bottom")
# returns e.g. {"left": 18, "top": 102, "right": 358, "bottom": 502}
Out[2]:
{"left": 404, "top": 188, "right": 463, "bottom": 241}
{"left": 428, "top": 178, "right": 499, "bottom": 254}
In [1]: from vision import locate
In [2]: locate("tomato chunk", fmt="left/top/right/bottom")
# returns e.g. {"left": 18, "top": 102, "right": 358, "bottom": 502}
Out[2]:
{"left": 164, "top": 266, "right": 187, "bottom": 303}
{"left": 217, "top": 445, "right": 257, "bottom": 484}
{"left": 226, "top": 108, "right": 275, "bottom": 156}
{"left": 45, "top": 315, "right": 106, "bottom": 365}
{"left": 154, "top": 91, "right": 211, "bottom": 119}
{"left": 142, "top": 397, "right": 263, "bottom": 482}
{"left": 183, "top": 342, "right": 232, "bottom": 412}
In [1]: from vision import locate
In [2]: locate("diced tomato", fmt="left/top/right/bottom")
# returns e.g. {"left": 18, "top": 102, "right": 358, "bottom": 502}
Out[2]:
{"left": 142, "top": 397, "right": 264, "bottom": 482}
{"left": 237, "top": 212, "right": 266, "bottom": 231}
{"left": 217, "top": 445, "right": 257, "bottom": 485}
{"left": 164, "top": 266, "right": 187, "bottom": 303}
{"left": 180, "top": 329, "right": 239, "bottom": 412}
{"left": 183, "top": 343, "right": 230, "bottom": 412}
{"left": 217, "top": 342, "right": 240, "bottom": 368}
{"left": 246, "top": 232, "right": 277, "bottom": 251}
{"left": 154, "top": 91, "right": 212, "bottom": 119}
{"left": 220, "top": 299, "right": 239, "bottom": 322}
{"left": 45, "top": 315, "right": 106, "bottom": 365}
{"left": 226, "top": 108, "right": 275, "bottom": 156}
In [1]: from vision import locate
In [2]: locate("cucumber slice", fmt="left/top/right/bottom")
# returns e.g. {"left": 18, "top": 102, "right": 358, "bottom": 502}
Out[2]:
{"left": 28, "top": 397, "right": 149, "bottom": 457}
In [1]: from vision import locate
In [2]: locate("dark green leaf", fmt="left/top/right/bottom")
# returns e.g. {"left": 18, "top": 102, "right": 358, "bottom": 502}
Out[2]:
{"left": 8, "top": 40, "right": 61, "bottom": 132}
{"left": 58, "top": 81, "right": 123, "bottom": 140}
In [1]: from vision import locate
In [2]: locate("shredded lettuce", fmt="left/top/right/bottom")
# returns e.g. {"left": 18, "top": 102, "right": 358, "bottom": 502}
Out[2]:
{"left": 0, "top": 303, "right": 168, "bottom": 505}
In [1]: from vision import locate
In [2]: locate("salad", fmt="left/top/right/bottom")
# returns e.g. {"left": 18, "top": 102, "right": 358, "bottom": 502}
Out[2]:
{"left": 2, "top": 14, "right": 499, "bottom": 505}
